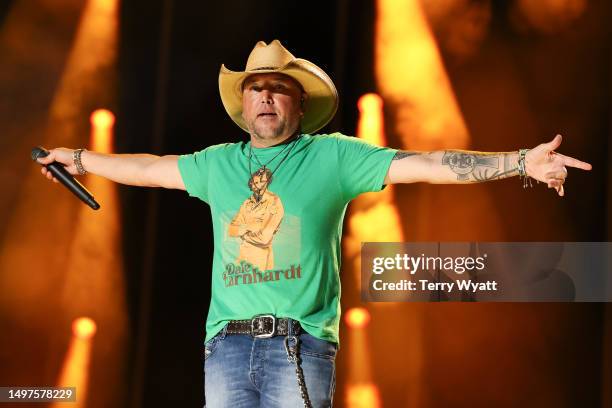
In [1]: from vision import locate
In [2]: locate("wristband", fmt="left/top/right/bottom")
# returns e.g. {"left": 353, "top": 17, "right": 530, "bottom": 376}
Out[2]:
{"left": 518, "top": 149, "right": 532, "bottom": 188}
{"left": 73, "top": 148, "right": 87, "bottom": 176}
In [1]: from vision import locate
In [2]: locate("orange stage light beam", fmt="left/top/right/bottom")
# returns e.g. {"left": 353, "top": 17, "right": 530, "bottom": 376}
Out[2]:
{"left": 345, "top": 307, "right": 371, "bottom": 330}
{"left": 90, "top": 108, "right": 115, "bottom": 153}
{"left": 51, "top": 318, "right": 98, "bottom": 408}
{"left": 345, "top": 94, "right": 409, "bottom": 306}
{"left": 91, "top": 108, "right": 115, "bottom": 129}
{"left": 342, "top": 95, "right": 401, "bottom": 407}
{"left": 56, "top": 108, "right": 127, "bottom": 406}
{"left": 344, "top": 94, "right": 404, "bottom": 274}
{"left": 344, "top": 307, "right": 381, "bottom": 408}
{"left": 375, "top": 0, "right": 469, "bottom": 151}
{"left": 73, "top": 316, "right": 98, "bottom": 339}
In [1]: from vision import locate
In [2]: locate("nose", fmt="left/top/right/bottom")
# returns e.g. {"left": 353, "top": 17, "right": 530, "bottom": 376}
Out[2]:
{"left": 260, "top": 89, "right": 273, "bottom": 104}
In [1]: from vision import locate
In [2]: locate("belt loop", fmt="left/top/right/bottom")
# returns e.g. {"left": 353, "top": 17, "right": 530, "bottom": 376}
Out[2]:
{"left": 221, "top": 323, "right": 228, "bottom": 339}
{"left": 287, "top": 318, "right": 295, "bottom": 337}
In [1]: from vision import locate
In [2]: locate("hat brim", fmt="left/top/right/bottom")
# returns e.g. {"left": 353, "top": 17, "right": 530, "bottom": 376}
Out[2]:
{"left": 219, "top": 58, "right": 338, "bottom": 135}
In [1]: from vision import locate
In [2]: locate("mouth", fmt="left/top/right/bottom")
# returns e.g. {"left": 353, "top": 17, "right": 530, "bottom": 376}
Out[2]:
{"left": 257, "top": 113, "right": 277, "bottom": 118}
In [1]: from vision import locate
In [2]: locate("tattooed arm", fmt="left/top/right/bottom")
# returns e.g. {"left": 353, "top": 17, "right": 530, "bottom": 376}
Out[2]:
{"left": 383, "top": 135, "right": 592, "bottom": 196}
{"left": 384, "top": 150, "right": 519, "bottom": 185}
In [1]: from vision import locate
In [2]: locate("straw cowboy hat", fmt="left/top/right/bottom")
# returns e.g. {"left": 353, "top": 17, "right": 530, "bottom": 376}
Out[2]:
{"left": 219, "top": 40, "right": 338, "bottom": 134}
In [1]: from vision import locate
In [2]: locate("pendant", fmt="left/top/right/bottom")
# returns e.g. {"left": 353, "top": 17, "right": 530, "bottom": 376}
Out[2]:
{"left": 251, "top": 165, "right": 267, "bottom": 179}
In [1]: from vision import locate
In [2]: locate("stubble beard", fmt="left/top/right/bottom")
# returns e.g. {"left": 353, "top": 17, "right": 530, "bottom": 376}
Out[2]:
{"left": 250, "top": 116, "right": 296, "bottom": 143}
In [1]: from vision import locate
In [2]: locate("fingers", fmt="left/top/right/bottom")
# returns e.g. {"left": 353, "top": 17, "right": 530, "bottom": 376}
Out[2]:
{"left": 547, "top": 180, "right": 564, "bottom": 196}
{"left": 36, "top": 149, "right": 56, "bottom": 165}
{"left": 40, "top": 165, "right": 58, "bottom": 183}
{"left": 559, "top": 154, "right": 592, "bottom": 170}
{"left": 545, "top": 170, "right": 567, "bottom": 180}
{"left": 545, "top": 134, "right": 563, "bottom": 151}
{"left": 36, "top": 148, "right": 80, "bottom": 179}
{"left": 542, "top": 136, "right": 591, "bottom": 170}
{"left": 36, "top": 148, "right": 74, "bottom": 167}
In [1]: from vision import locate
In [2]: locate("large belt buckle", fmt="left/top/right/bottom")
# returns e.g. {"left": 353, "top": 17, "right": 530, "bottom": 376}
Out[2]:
{"left": 251, "top": 314, "right": 276, "bottom": 338}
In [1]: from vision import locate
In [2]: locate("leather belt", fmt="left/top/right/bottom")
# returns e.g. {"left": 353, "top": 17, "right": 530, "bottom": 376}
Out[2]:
{"left": 225, "top": 314, "right": 301, "bottom": 338}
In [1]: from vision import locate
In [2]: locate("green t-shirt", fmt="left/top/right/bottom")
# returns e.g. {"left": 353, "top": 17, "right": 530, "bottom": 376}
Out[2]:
{"left": 178, "top": 133, "right": 396, "bottom": 344}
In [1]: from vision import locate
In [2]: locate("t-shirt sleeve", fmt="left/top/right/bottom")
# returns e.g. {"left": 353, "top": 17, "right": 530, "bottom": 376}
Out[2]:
{"left": 177, "top": 148, "right": 211, "bottom": 203}
{"left": 335, "top": 134, "right": 397, "bottom": 201}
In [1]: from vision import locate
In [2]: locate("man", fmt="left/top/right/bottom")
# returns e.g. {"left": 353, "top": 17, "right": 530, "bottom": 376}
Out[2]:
{"left": 37, "top": 40, "right": 592, "bottom": 407}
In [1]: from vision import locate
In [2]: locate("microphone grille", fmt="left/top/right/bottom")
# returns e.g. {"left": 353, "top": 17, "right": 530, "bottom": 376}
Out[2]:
{"left": 31, "top": 146, "right": 49, "bottom": 161}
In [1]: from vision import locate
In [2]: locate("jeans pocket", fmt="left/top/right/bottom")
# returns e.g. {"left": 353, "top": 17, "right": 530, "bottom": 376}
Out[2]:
{"left": 298, "top": 333, "right": 338, "bottom": 360}
{"left": 204, "top": 332, "right": 223, "bottom": 361}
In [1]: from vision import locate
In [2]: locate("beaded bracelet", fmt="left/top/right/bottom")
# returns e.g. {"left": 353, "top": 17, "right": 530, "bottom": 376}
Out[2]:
{"left": 73, "top": 148, "right": 87, "bottom": 176}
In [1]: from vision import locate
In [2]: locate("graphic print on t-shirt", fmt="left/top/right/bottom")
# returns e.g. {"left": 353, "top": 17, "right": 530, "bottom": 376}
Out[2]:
{"left": 223, "top": 167, "right": 301, "bottom": 288}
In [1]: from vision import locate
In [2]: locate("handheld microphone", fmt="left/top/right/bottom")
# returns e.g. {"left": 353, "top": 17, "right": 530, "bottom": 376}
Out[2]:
{"left": 31, "top": 147, "right": 101, "bottom": 210}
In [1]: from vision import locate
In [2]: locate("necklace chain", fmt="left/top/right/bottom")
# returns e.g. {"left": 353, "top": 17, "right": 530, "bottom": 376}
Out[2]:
{"left": 249, "top": 139, "right": 292, "bottom": 169}
{"left": 248, "top": 135, "right": 300, "bottom": 182}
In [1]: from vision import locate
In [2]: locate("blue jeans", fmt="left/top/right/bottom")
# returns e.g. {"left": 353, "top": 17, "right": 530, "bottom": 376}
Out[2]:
{"left": 204, "top": 323, "right": 338, "bottom": 407}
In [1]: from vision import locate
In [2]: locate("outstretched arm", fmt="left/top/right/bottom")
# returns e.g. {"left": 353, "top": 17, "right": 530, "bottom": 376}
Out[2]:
{"left": 384, "top": 134, "right": 591, "bottom": 196}
{"left": 37, "top": 148, "right": 186, "bottom": 190}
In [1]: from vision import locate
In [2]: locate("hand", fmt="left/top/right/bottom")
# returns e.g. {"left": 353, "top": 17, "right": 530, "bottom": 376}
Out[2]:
{"left": 36, "top": 148, "right": 80, "bottom": 183}
{"left": 525, "top": 134, "right": 592, "bottom": 196}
